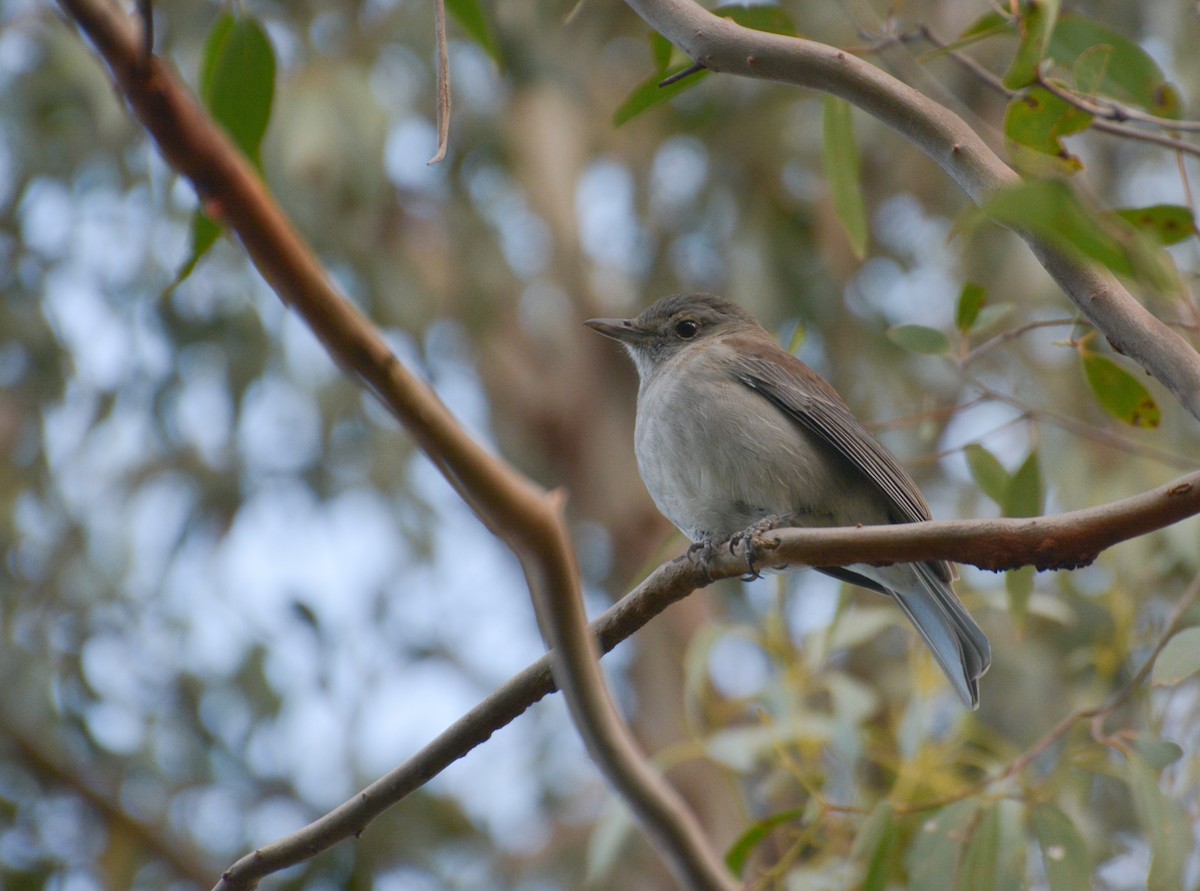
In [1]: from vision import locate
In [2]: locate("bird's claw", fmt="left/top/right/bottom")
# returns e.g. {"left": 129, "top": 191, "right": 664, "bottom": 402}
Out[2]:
{"left": 732, "top": 518, "right": 784, "bottom": 581}
{"left": 686, "top": 539, "right": 717, "bottom": 585}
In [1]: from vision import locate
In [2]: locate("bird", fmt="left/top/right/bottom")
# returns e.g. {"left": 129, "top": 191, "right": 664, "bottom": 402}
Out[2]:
{"left": 585, "top": 294, "right": 990, "bottom": 708}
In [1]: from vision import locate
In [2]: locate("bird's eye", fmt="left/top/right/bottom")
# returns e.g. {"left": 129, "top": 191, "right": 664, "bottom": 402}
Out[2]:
{"left": 674, "top": 319, "right": 700, "bottom": 339}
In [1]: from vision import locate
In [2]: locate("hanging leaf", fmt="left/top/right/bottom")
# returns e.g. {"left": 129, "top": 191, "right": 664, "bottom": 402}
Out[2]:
{"left": 1126, "top": 754, "right": 1190, "bottom": 890}
{"left": 613, "top": 66, "right": 711, "bottom": 126}
{"left": 1004, "top": 86, "right": 1092, "bottom": 176}
{"left": 822, "top": 96, "right": 868, "bottom": 258}
{"left": 201, "top": 14, "right": 276, "bottom": 167}
{"left": 1004, "top": 450, "right": 1043, "bottom": 519}
{"left": 1032, "top": 803, "right": 1092, "bottom": 891}
{"left": 956, "top": 283, "right": 988, "bottom": 333}
{"left": 445, "top": 0, "right": 499, "bottom": 62}
{"left": 958, "top": 801, "right": 1025, "bottom": 891}
{"left": 852, "top": 803, "right": 898, "bottom": 891}
{"left": 650, "top": 32, "right": 673, "bottom": 74}
{"left": 1115, "top": 205, "right": 1196, "bottom": 247}
{"left": 906, "top": 800, "right": 978, "bottom": 891}
{"left": 964, "top": 443, "right": 1010, "bottom": 505}
{"left": 887, "top": 324, "right": 950, "bottom": 355}
{"left": 724, "top": 808, "right": 805, "bottom": 877}
{"left": 1081, "top": 351, "right": 1161, "bottom": 428}
{"left": 174, "top": 13, "right": 277, "bottom": 287}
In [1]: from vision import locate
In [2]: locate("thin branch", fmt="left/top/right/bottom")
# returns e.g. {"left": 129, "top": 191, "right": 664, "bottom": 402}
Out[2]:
{"left": 1036, "top": 74, "right": 1200, "bottom": 134}
{"left": 973, "top": 383, "right": 1199, "bottom": 471}
{"left": 53, "top": 3, "right": 735, "bottom": 890}
{"left": 428, "top": 0, "right": 451, "bottom": 165}
{"left": 214, "top": 469, "right": 1200, "bottom": 881}
{"left": 960, "top": 317, "right": 1078, "bottom": 366}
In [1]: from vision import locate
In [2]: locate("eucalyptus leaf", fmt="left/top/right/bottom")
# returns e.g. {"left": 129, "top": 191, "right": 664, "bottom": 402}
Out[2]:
{"left": 823, "top": 96, "right": 868, "bottom": 258}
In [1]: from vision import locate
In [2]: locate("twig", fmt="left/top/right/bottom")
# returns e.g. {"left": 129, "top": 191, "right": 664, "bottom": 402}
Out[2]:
{"left": 428, "top": 0, "right": 451, "bottom": 165}
{"left": 214, "top": 469, "right": 1200, "bottom": 881}
{"left": 659, "top": 61, "right": 706, "bottom": 87}
{"left": 959, "top": 318, "right": 1078, "bottom": 366}
{"left": 1036, "top": 74, "right": 1200, "bottom": 134}
{"left": 973, "top": 383, "right": 1198, "bottom": 471}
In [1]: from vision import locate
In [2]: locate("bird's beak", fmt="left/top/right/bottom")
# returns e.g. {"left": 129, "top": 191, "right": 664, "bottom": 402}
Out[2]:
{"left": 584, "top": 317, "right": 647, "bottom": 343}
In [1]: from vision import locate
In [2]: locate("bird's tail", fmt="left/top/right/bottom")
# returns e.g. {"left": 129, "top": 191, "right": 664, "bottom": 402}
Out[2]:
{"left": 887, "top": 564, "right": 991, "bottom": 709}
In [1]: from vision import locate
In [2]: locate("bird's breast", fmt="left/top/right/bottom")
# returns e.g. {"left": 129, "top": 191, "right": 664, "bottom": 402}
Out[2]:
{"left": 633, "top": 359, "right": 863, "bottom": 541}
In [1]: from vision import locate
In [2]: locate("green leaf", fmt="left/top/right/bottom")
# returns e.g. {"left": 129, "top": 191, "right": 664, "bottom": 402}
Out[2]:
{"left": 822, "top": 96, "right": 868, "bottom": 258}
{"left": 613, "top": 66, "right": 711, "bottom": 126}
{"left": 1006, "top": 567, "right": 1035, "bottom": 626}
{"left": 713, "top": 4, "right": 798, "bottom": 36}
{"left": 964, "top": 443, "right": 1010, "bottom": 505}
{"left": 955, "top": 283, "right": 988, "bottom": 333}
{"left": 907, "top": 800, "right": 978, "bottom": 891}
{"left": 1127, "top": 753, "right": 1190, "bottom": 891}
{"left": 445, "top": 0, "right": 499, "bottom": 62}
{"left": 971, "top": 303, "right": 1016, "bottom": 333}
{"left": 1049, "top": 13, "right": 1182, "bottom": 118}
{"left": 724, "top": 808, "right": 804, "bottom": 877}
{"left": 1081, "top": 351, "right": 1161, "bottom": 428}
{"left": 650, "top": 32, "right": 673, "bottom": 74}
{"left": 1004, "top": 0, "right": 1061, "bottom": 90}
{"left": 958, "top": 800, "right": 1025, "bottom": 891}
{"left": 1131, "top": 734, "right": 1185, "bottom": 769}
{"left": 1001, "top": 449, "right": 1041, "bottom": 626}
{"left": 1151, "top": 626, "right": 1200, "bottom": 686}
{"left": 980, "top": 179, "right": 1173, "bottom": 288}
{"left": 1072, "top": 44, "right": 1111, "bottom": 95}
{"left": 1032, "top": 802, "right": 1092, "bottom": 891}
{"left": 201, "top": 14, "right": 276, "bottom": 167}
{"left": 952, "top": 10, "right": 1014, "bottom": 45}
{"left": 852, "top": 803, "right": 897, "bottom": 891}
{"left": 1004, "top": 86, "right": 1092, "bottom": 176}
{"left": 1115, "top": 204, "right": 1196, "bottom": 247}
{"left": 173, "top": 210, "right": 222, "bottom": 287}
{"left": 887, "top": 324, "right": 950, "bottom": 355}
{"left": 174, "top": 14, "right": 276, "bottom": 287}
{"left": 1004, "top": 450, "right": 1043, "bottom": 519}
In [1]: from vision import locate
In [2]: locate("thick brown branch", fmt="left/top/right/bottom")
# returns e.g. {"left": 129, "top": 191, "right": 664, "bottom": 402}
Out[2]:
{"left": 213, "top": 469, "right": 1200, "bottom": 882}
{"left": 620, "top": 0, "right": 1200, "bottom": 422}
{"left": 55, "top": 2, "right": 736, "bottom": 889}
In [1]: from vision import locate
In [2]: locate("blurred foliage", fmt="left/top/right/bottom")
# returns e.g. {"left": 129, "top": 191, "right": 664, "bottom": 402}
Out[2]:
{"left": 3, "top": 0, "right": 1200, "bottom": 889}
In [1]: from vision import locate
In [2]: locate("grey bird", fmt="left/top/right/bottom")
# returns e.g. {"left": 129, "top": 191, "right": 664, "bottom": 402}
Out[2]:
{"left": 586, "top": 294, "right": 990, "bottom": 708}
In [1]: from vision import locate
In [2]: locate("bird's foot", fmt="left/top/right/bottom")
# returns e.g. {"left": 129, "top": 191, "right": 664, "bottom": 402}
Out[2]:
{"left": 730, "top": 517, "right": 784, "bottom": 581}
{"left": 686, "top": 539, "right": 718, "bottom": 585}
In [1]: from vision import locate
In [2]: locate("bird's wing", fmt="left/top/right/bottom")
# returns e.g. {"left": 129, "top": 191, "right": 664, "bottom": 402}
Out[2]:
{"left": 729, "top": 352, "right": 935, "bottom": 528}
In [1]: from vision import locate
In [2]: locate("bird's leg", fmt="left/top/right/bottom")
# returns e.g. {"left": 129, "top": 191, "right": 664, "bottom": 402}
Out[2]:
{"left": 686, "top": 538, "right": 718, "bottom": 585}
{"left": 729, "top": 515, "right": 789, "bottom": 580}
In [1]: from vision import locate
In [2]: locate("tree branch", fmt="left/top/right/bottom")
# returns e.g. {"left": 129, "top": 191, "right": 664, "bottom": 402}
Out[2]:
{"left": 620, "top": 0, "right": 1200, "bottom": 422}
{"left": 54, "top": 2, "right": 736, "bottom": 889}
{"left": 213, "top": 469, "right": 1200, "bottom": 883}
